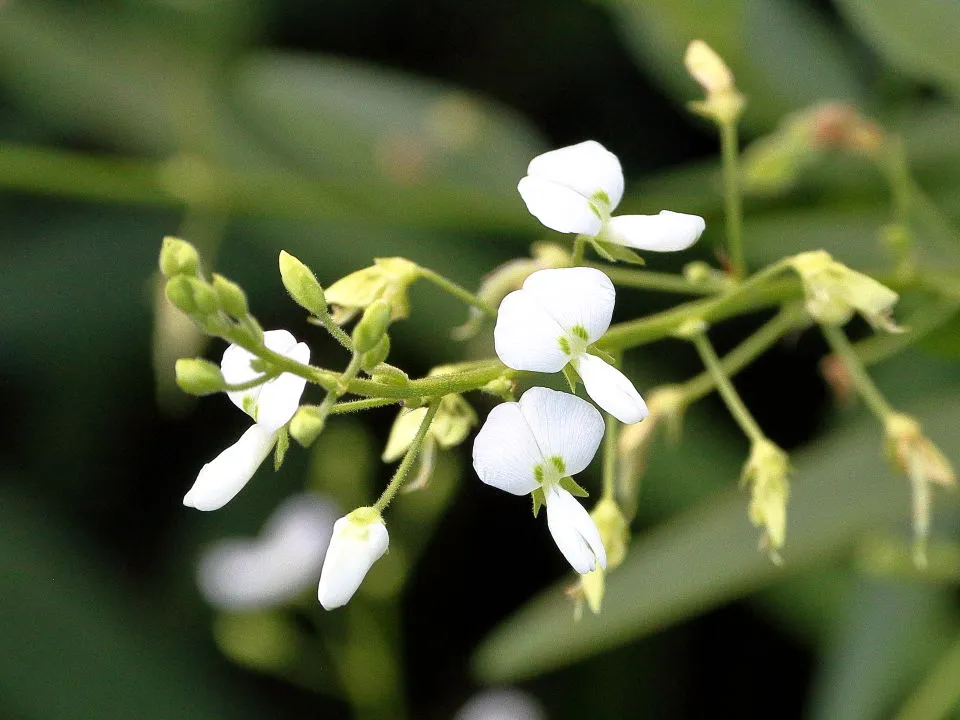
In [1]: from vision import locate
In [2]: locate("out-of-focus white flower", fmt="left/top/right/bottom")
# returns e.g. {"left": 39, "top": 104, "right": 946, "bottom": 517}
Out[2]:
{"left": 495, "top": 267, "right": 648, "bottom": 423}
{"left": 517, "top": 140, "right": 705, "bottom": 251}
{"left": 197, "top": 493, "right": 338, "bottom": 610}
{"left": 454, "top": 688, "right": 546, "bottom": 720}
{"left": 317, "top": 507, "right": 389, "bottom": 610}
{"left": 184, "top": 329, "right": 310, "bottom": 511}
{"left": 472, "top": 387, "right": 607, "bottom": 574}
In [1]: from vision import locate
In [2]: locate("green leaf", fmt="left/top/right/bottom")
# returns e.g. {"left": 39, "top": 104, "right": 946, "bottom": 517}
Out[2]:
{"left": 833, "top": 0, "right": 960, "bottom": 97}
{"left": 472, "top": 393, "right": 960, "bottom": 683}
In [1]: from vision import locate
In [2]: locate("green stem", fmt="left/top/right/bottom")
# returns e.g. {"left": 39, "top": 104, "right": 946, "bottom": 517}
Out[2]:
{"left": 329, "top": 397, "right": 402, "bottom": 415}
{"left": 221, "top": 373, "right": 280, "bottom": 393}
{"left": 894, "top": 629, "right": 960, "bottom": 720}
{"left": 720, "top": 119, "right": 746, "bottom": 279}
{"left": 374, "top": 400, "right": 441, "bottom": 513}
{"left": 572, "top": 235, "right": 588, "bottom": 265}
{"left": 680, "top": 303, "right": 806, "bottom": 405}
{"left": 311, "top": 313, "right": 355, "bottom": 350}
{"left": 588, "top": 264, "right": 726, "bottom": 294}
{"left": 820, "top": 323, "right": 895, "bottom": 422}
{"left": 416, "top": 265, "right": 496, "bottom": 317}
{"left": 601, "top": 413, "right": 618, "bottom": 501}
{"left": 690, "top": 328, "right": 765, "bottom": 444}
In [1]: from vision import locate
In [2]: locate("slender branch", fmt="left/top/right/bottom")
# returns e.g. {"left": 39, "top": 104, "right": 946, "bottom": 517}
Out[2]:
{"left": 820, "top": 323, "right": 895, "bottom": 422}
{"left": 374, "top": 399, "right": 441, "bottom": 512}
{"left": 417, "top": 265, "right": 496, "bottom": 317}
{"left": 588, "top": 264, "right": 726, "bottom": 295}
{"left": 329, "top": 397, "right": 402, "bottom": 415}
{"left": 720, "top": 119, "right": 746, "bottom": 279}
{"left": 572, "top": 235, "right": 588, "bottom": 266}
{"left": 601, "top": 413, "right": 618, "bottom": 501}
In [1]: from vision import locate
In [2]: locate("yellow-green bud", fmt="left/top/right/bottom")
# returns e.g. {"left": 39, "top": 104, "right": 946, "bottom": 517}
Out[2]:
{"left": 684, "top": 40, "right": 745, "bottom": 125}
{"left": 212, "top": 274, "right": 249, "bottom": 317}
{"left": 360, "top": 334, "right": 391, "bottom": 372}
{"left": 591, "top": 498, "right": 630, "bottom": 570}
{"left": 431, "top": 394, "right": 477, "bottom": 449}
{"left": 175, "top": 358, "right": 226, "bottom": 395}
{"left": 165, "top": 276, "right": 197, "bottom": 314}
{"left": 352, "top": 299, "right": 392, "bottom": 353}
{"left": 290, "top": 406, "right": 326, "bottom": 447}
{"left": 326, "top": 257, "right": 419, "bottom": 323}
{"left": 741, "top": 439, "right": 791, "bottom": 562}
{"left": 279, "top": 250, "right": 327, "bottom": 316}
{"left": 188, "top": 277, "right": 221, "bottom": 316}
{"left": 158, "top": 236, "right": 200, "bottom": 278}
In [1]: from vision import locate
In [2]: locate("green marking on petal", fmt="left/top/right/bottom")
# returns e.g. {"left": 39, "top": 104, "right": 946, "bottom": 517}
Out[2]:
{"left": 242, "top": 396, "right": 256, "bottom": 415}
{"left": 571, "top": 325, "right": 589, "bottom": 342}
{"left": 534, "top": 464, "right": 545, "bottom": 484}
{"left": 550, "top": 456, "right": 566, "bottom": 475}
{"left": 558, "top": 336, "right": 572, "bottom": 355}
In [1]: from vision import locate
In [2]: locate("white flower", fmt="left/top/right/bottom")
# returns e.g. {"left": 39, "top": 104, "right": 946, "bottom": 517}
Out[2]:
{"left": 472, "top": 387, "right": 607, "bottom": 574}
{"left": 494, "top": 267, "right": 648, "bottom": 423}
{"left": 197, "top": 493, "right": 338, "bottom": 609}
{"left": 317, "top": 507, "right": 389, "bottom": 610}
{"left": 454, "top": 688, "right": 546, "bottom": 720}
{"left": 517, "top": 140, "right": 705, "bottom": 251}
{"left": 183, "top": 329, "right": 310, "bottom": 511}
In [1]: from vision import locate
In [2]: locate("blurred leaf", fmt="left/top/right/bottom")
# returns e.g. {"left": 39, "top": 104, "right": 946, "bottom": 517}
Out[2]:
{"left": 597, "top": 0, "right": 865, "bottom": 130}
{"left": 808, "top": 578, "right": 957, "bottom": 720}
{"left": 833, "top": 0, "right": 960, "bottom": 97}
{"left": 918, "top": 312, "right": 960, "bottom": 359}
{"left": 472, "top": 393, "right": 960, "bottom": 682}
{"left": 0, "top": 486, "right": 266, "bottom": 720}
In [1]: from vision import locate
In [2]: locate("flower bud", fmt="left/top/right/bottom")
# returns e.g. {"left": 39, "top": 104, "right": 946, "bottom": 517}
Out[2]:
{"left": 741, "top": 439, "right": 791, "bottom": 562}
{"left": 382, "top": 407, "right": 428, "bottom": 463}
{"left": 326, "top": 257, "right": 419, "bottom": 323}
{"left": 279, "top": 250, "right": 327, "bottom": 317}
{"left": 158, "top": 236, "right": 200, "bottom": 278}
{"left": 360, "top": 334, "right": 391, "bottom": 372}
{"left": 289, "top": 406, "right": 326, "bottom": 448}
{"left": 212, "top": 274, "right": 249, "bottom": 318}
{"left": 885, "top": 413, "right": 955, "bottom": 568}
{"left": 175, "top": 358, "right": 226, "bottom": 396}
{"left": 684, "top": 40, "right": 745, "bottom": 125}
{"left": 789, "top": 250, "right": 900, "bottom": 332}
{"left": 352, "top": 299, "right": 392, "bottom": 353}
{"left": 317, "top": 507, "right": 389, "bottom": 610}
{"left": 165, "top": 276, "right": 198, "bottom": 314}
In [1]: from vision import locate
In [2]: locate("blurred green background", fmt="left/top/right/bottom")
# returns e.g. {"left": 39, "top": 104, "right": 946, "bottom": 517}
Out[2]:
{"left": 2, "top": 0, "right": 960, "bottom": 718}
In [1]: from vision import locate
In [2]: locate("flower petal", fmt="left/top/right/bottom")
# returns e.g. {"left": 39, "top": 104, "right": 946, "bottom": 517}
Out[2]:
{"left": 517, "top": 177, "right": 602, "bottom": 236}
{"left": 545, "top": 486, "right": 607, "bottom": 574}
{"left": 494, "top": 289, "right": 569, "bottom": 373}
{"left": 518, "top": 387, "right": 603, "bottom": 476}
{"left": 317, "top": 510, "right": 389, "bottom": 610}
{"left": 472, "top": 401, "right": 544, "bottom": 495}
{"left": 197, "top": 493, "right": 338, "bottom": 609}
{"left": 222, "top": 329, "right": 304, "bottom": 423}
{"left": 255, "top": 340, "right": 310, "bottom": 431}
{"left": 575, "top": 354, "right": 649, "bottom": 424}
{"left": 184, "top": 424, "right": 278, "bottom": 511}
{"left": 525, "top": 141, "right": 624, "bottom": 210}
{"left": 382, "top": 407, "right": 429, "bottom": 462}
{"left": 606, "top": 211, "right": 705, "bottom": 251}
{"left": 521, "top": 267, "right": 615, "bottom": 343}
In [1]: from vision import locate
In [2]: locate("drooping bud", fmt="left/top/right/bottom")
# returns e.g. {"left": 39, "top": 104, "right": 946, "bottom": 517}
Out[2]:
{"left": 279, "top": 251, "right": 327, "bottom": 317}
{"left": 175, "top": 358, "right": 226, "bottom": 396}
{"left": 579, "top": 498, "right": 631, "bottom": 615}
{"left": 325, "top": 257, "right": 419, "bottom": 324}
{"left": 885, "top": 413, "right": 955, "bottom": 568}
{"left": 789, "top": 250, "right": 901, "bottom": 332}
{"left": 352, "top": 299, "right": 392, "bottom": 354}
{"left": 317, "top": 507, "right": 390, "bottom": 610}
{"left": 158, "top": 236, "right": 201, "bottom": 278}
{"left": 741, "top": 439, "right": 791, "bottom": 562}
{"left": 212, "top": 274, "right": 249, "bottom": 318}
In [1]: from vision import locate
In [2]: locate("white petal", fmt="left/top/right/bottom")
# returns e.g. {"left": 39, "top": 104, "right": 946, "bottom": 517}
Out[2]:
{"left": 575, "top": 354, "right": 649, "bottom": 424}
{"left": 472, "top": 401, "right": 544, "bottom": 495}
{"left": 221, "top": 343, "right": 263, "bottom": 416}
{"left": 545, "top": 487, "right": 607, "bottom": 574}
{"left": 521, "top": 267, "right": 615, "bottom": 343}
{"left": 197, "top": 493, "right": 338, "bottom": 609}
{"left": 518, "top": 387, "right": 603, "bottom": 476}
{"left": 254, "top": 340, "right": 310, "bottom": 431}
{"left": 317, "top": 512, "right": 389, "bottom": 610}
{"left": 606, "top": 211, "right": 705, "bottom": 251}
{"left": 526, "top": 141, "right": 624, "bottom": 210}
{"left": 517, "top": 177, "right": 603, "bottom": 236}
{"left": 454, "top": 688, "right": 546, "bottom": 720}
{"left": 184, "top": 424, "right": 278, "bottom": 511}
{"left": 494, "top": 289, "right": 569, "bottom": 373}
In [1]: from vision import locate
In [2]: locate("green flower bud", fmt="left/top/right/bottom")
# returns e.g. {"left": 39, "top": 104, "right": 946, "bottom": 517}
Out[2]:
{"left": 175, "top": 358, "right": 226, "bottom": 395}
{"left": 352, "top": 299, "right": 392, "bottom": 353}
{"left": 326, "top": 257, "right": 418, "bottom": 323}
{"left": 212, "top": 274, "right": 249, "bottom": 318}
{"left": 290, "top": 406, "right": 326, "bottom": 447}
{"left": 590, "top": 498, "right": 630, "bottom": 570}
{"left": 188, "top": 277, "right": 221, "bottom": 316}
{"left": 741, "top": 439, "right": 791, "bottom": 562}
{"left": 279, "top": 250, "right": 327, "bottom": 316}
{"left": 158, "top": 236, "right": 200, "bottom": 278}
{"left": 165, "top": 276, "right": 197, "bottom": 314}
{"left": 360, "top": 334, "right": 391, "bottom": 372}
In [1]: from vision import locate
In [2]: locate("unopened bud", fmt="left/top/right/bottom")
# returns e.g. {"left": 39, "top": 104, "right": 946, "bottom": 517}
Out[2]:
{"left": 290, "top": 406, "right": 326, "bottom": 447}
{"left": 352, "top": 299, "right": 392, "bottom": 353}
{"left": 360, "top": 334, "right": 391, "bottom": 371}
{"left": 684, "top": 40, "right": 745, "bottom": 125}
{"left": 165, "top": 276, "right": 197, "bottom": 314}
{"left": 175, "top": 358, "right": 225, "bottom": 395}
{"left": 159, "top": 236, "right": 200, "bottom": 278}
{"left": 279, "top": 251, "right": 327, "bottom": 316}
{"left": 741, "top": 439, "right": 791, "bottom": 562}
{"left": 212, "top": 274, "right": 249, "bottom": 317}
